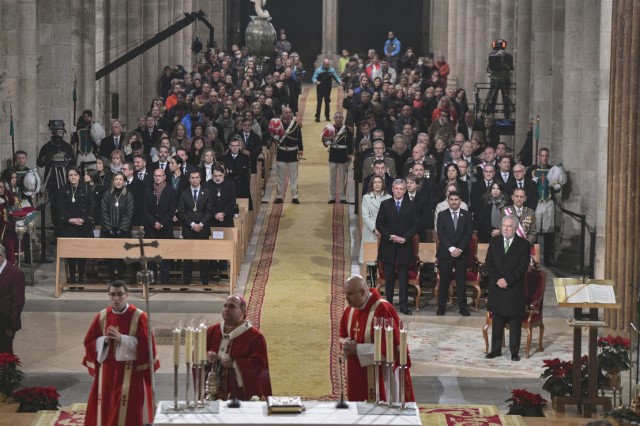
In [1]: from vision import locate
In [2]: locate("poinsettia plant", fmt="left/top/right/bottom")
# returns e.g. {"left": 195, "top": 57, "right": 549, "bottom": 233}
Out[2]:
{"left": 12, "top": 386, "right": 60, "bottom": 412}
{"left": 597, "top": 335, "right": 631, "bottom": 374}
{"left": 540, "top": 356, "right": 590, "bottom": 398}
{"left": 0, "top": 352, "right": 24, "bottom": 396}
{"left": 506, "top": 388, "right": 547, "bottom": 417}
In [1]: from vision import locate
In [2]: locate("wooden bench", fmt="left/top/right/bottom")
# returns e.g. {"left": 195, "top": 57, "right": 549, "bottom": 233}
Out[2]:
{"left": 55, "top": 227, "right": 238, "bottom": 297}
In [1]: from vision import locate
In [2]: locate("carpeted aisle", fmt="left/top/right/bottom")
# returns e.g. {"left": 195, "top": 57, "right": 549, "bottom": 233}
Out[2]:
{"left": 245, "top": 85, "right": 349, "bottom": 398}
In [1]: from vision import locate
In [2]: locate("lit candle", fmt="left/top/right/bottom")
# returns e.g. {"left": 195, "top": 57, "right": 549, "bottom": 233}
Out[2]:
{"left": 399, "top": 329, "right": 408, "bottom": 366}
{"left": 385, "top": 326, "right": 394, "bottom": 364}
{"left": 373, "top": 325, "right": 382, "bottom": 362}
{"left": 185, "top": 327, "right": 193, "bottom": 364}
{"left": 194, "top": 328, "right": 201, "bottom": 364}
{"left": 173, "top": 329, "right": 181, "bottom": 366}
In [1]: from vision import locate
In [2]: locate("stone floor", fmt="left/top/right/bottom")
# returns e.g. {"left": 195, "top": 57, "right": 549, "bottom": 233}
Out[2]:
{"left": 12, "top": 166, "right": 623, "bottom": 420}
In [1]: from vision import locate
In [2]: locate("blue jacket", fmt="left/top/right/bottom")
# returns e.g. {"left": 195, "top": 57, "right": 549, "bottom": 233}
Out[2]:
{"left": 312, "top": 66, "right": 341, "bottom": 88}
{"left": 384, "top": 37, "right": 401, "bottom": 57}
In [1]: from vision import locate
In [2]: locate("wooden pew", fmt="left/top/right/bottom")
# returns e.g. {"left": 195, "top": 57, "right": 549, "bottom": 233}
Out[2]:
{"left": 55, "top": 228, "right": 238, "bottom": 297}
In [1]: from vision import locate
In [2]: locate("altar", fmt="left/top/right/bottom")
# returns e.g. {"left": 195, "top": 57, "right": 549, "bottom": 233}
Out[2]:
{"left": 153, "top": 401, "right": 422, "bottom": 425}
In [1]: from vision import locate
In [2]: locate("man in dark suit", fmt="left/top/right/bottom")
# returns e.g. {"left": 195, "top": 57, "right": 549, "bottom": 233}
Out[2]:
{"left": 485, "top": 215, "right": 531, "bottom": 361}
{"left": 176, "top": 148, "right": 198, "bottom": 177}
{"left": 495, "top": 156, "right": 515, "bottom": 187}
{"left": 240, "top": 118, "right": 263, "bottom": 174}
{"left": 98, "top": 120, "right": 124, "bottom": 159}
{"left": 223, "top": 136, "right": 253, "bottom": 210}
{"left": 133, "top": 154, "right": 154, "bottom": 188}
{"left": 177, "top": 171, "right": 214, "bottom": 286}
{"left": 143, "top": 169, "right": 177, "bottom": 284}
{"left": 457, "top": 111, "right": 482, "bottom": 141}
{"left": 141, "top": 114, "right": 162, "bottom": 155}
{"left": 471, "top": 164, "right": 496, "bottom": 213}
{"left": 436, "top": 191, "right": 474, "bottom": 316}
{"left": 0, "top": 244, "right": 26, "bottom": 354}
{"left": 122, "top": 162, "right": 146, "bottom": 226}
{"left": 376, "top": 179, "right": 420, "bottom": 315}
{"left": 505, "top": 164, "right": 538, "bottom": 210}
{"left": 152, "top": 145, "right": 172, "bottom": 177}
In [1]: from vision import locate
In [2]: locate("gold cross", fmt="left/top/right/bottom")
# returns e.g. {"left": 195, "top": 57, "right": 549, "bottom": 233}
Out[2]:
{"left": 353, "top": 322, "right": 360, "bottom": 339}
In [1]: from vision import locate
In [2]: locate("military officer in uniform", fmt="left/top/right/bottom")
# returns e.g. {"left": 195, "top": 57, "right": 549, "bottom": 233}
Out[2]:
{"left": 274, "top": 107, "right": 303, "bottom": 204}
{"left": 325, "top": 111, "right": 353, "bottom": 204}
{"left": 501, "top": 188, "right": 537, "bottom": 245}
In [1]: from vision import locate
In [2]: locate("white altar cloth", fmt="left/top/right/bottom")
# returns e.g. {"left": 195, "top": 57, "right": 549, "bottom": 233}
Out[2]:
{"left": 153, "top": 401, "right": 422, "bottom": 425}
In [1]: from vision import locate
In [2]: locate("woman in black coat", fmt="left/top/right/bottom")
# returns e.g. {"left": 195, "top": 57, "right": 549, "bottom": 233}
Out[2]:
{"left": 101, "top": 172, "right": 134, "bottom": 281}
{"left": 473, "top": 182, "right": 509, "bottom": 243}
{"left": 436, "top": 163, "right": 469, "bottom": 204}
{"left": 84, "top": 169, "right": 106, "bottom": 226}
{"left": 57, "top": 167, "right": 94, "bottom": 283}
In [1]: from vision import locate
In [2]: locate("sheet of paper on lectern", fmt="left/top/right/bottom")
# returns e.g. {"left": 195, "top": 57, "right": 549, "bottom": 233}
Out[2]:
{"left": 565, "top": 284, "right": 616, "bottom": 304}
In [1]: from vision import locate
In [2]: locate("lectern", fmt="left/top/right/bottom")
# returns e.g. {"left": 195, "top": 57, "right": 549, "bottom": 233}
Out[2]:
{"left": 554, "top": 278, "right": 621, "bottom": 417}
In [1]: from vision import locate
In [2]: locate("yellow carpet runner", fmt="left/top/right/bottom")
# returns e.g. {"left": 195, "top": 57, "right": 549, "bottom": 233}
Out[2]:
{"left": 245, "top": 86, "right": 350, "bottom": 398}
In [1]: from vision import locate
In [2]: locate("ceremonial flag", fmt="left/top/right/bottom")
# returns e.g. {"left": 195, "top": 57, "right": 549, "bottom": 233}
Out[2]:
{"left": 534, "top": 112, "right": 540, "bottom": 141}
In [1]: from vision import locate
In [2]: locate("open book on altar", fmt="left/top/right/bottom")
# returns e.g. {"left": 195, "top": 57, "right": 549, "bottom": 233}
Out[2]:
{"left": 565, "top": 284, "right": 616, "bottom": 304}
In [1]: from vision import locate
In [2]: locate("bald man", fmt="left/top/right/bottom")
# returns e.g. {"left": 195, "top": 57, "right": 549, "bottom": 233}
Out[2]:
{"left": 205, "top": 295, "right": 272, "bottom": 400}
{"left": 339, "top": 275, "right": 414, "bottom": 403}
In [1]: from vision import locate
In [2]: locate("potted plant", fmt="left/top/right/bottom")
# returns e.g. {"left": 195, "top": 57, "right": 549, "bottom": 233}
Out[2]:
{"left": 0, "top": 353, "right": 24, "bottom": 402}
{"left": 11, "top": 386, "right": 60, "bottom": 412}
{"left": 540, "top": 356, "right": 590, "bottom": 402}
{"left": 598, "top": 335, "right": 631, "bottom": 389}
{"left": 506, "top": 388, "right": 547, "bottom": 417}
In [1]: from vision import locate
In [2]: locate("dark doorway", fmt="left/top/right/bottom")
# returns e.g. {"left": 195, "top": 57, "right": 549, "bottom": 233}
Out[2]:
{"left": 338, "top": 0, "right": 425, "bottom": 59}
{"left": 238, "top": 0, "right": 322, "bottom": 75}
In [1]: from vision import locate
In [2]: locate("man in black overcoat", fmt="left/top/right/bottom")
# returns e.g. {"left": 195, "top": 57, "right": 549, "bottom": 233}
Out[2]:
{"left": 485, "top": 215, "right": 531, "bottom": 361}
{"left": 375, "top": 179, "right": 420, "bottom": 315}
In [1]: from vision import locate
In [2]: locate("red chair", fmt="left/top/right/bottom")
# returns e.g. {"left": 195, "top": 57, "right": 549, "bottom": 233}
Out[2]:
{"left": 375, "top": 235, "right": 422, "bottom": 311}
{"left": 482, "top": 269, "right": 546, "bottom": 358}
{"left": 434, "top": 235, "right": 483, "bottom": 312}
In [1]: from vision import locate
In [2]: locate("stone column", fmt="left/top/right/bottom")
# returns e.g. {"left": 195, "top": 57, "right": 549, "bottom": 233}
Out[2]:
{"left": 112, "top": 0, "right": 127, "bottom": 125}
{"left": 318, "top": 0, "right": 338, "bottom": 65}
{"left": 500, "top": 0, "right": 515, "bottom": 48}
{"left": 95, "top": 0, "right": 106, "bottom": 122}
{"left": 463, "top": 0, "right": 476, "bottom": 95}
{"left": 514, "top": 0, "right": 532, "bottom": 151}
{"left": 474, "top": 0, "right": 488, "bottom": 87}
{"left": 530, "top": 0, "right": 553, "bottom": 148}
{"left": 81, "top": 0, "right": 96, "bottom": 116}
{"left": 488, "top": 0, "right": 501, "bottom": 42}
{"left": 447, "top": 0, "right": 458, "bottom": 84}
{"left": 605, "top": 0, "right": 639, "bottom": 331}
{"left": 550, "top": 0, "right": 565, "bottom": 153}
{"left": 143, "top": 1, "right": 159, "bottom": 105}
{"left": 594, "top": 0, "right": 612, "bottom": 279}
{"left": 430, "top": 0, "right": 448, "bottom": 58}
{"left": 126, "top": 0, "right": 144, "bottom": 127}
{"left": 210, "top": 0, "right": 225, "bottom": 49}
{"left": 158, "top": 0, "right": 171, "bottom": 75}
{"left": 0, "top": 0, "right": 38, "bottom": 163}
{"left": 183, "top": 0, "right": 193, "bottom": 69}
{"left": 173, "top": 0, "right": 184, "bottom": 68}
{"left": 455, "top": 0, "right": 467, "bottom": 90}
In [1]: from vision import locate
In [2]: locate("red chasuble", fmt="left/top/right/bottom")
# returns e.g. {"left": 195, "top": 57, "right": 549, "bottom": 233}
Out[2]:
{"left": 339, "top": 289, "right": 415, "bottom": 402}
{"left": 206, "top": 321, "right": 272, "bottom": 400}
{"left": 83, "top": 304, "right": 159, "bottom": 426}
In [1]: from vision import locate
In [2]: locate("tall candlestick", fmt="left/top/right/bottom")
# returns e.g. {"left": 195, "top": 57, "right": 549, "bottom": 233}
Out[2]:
{"left": 185, "top": 327, "right": 193, "bottom": 364}
{"left": 399, "top": 329, "right": 407, "bottom": 366}
{"left": 385, "top": 324, "right": 394, "bottom": 364}
{"left": 173, "top": 328, "right": 181, "bottom": 366}
{"left": 194, "top": 328, "right": 201, "bottom": 364}
{"left": 200, "top": 325, "right": 207, "bottom": 362}
{"left": 373, "top": 324, "right": 382, "bottom": 362}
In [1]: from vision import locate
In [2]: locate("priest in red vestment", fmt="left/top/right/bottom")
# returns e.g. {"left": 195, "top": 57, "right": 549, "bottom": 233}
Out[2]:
{"left": 206, "top": 294, "right": 272, "bottom": 400}
{"left": 340, "top": 275, "right": 415, "bottom": 402}
{"left": 82, "top": 281, "right": 159, "bottom": 426}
